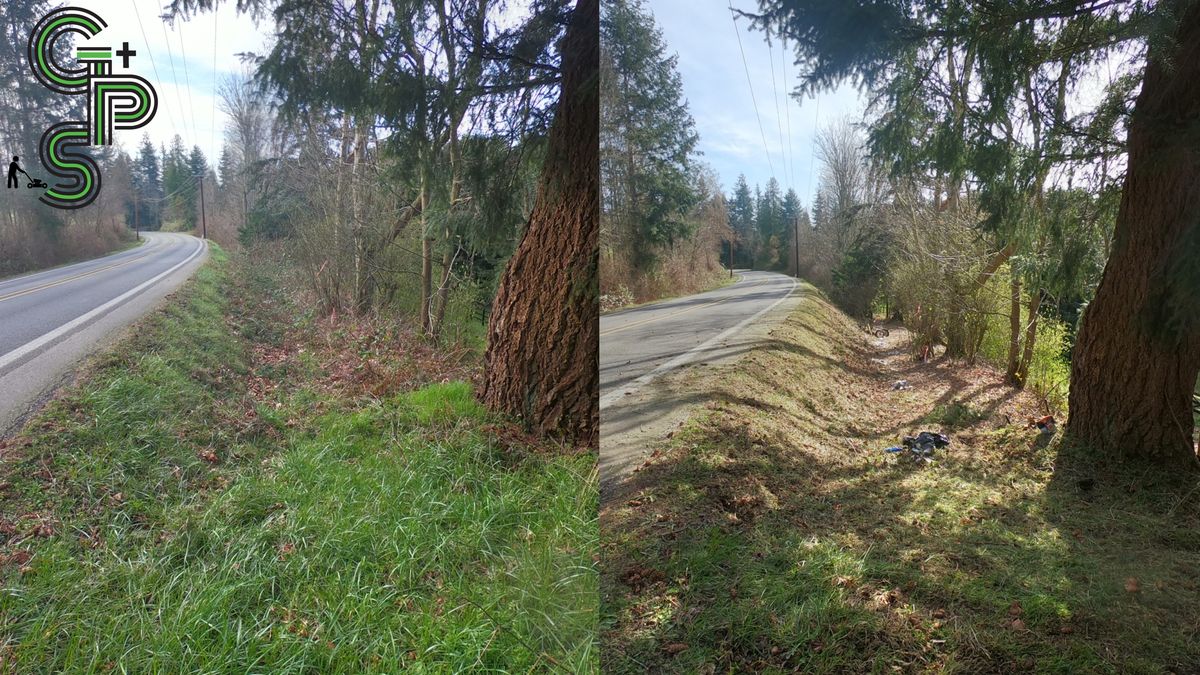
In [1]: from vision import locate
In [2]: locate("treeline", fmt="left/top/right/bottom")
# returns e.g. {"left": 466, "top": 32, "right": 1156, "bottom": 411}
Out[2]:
{"left": 727, "top": 175, "right": 807, "bottom": 273}
{"left": 754, "top": 0, "right": 1199, "bottom": 465}
{"left": 162, "top": 0, "right": 565, "bottom": 347}
{"left": 166, "top": 0, "right": 598, "bottom": 444}
{"left": 787, "top": 117, "right": 1110, "bottom": 411}
{"left": 599, "top": 0, "right": 728, "bottom": 310}
{"left": 0, "top": 2, "right": 133, "bottom": 277}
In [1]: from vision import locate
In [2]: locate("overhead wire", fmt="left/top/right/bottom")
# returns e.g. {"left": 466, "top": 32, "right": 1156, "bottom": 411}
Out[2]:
{"left": 807, "top": 92, "right": 821, "bottom": 203}
{"left": 766, "top": 26, "right": 790, "bottom": 189}
{"left": 174, "top": 24, "right": 200, "bottom": 146}
{"left": 728, "top": 1, "right": 775, "bottom": 179}
{"left": 782, "top": 35, "right": 797, "bottom": 195}
{"left": 128, "top": 0, "right": 180, "bottom": 138}
{"left": 211, "top": 3, "right": 219, "bottom": 170}
{"left": 158, "top": 13, "right": 193, "bottom": 142}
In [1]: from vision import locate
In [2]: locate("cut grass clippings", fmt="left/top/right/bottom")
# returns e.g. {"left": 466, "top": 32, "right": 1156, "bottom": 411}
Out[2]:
{"left": 601, "top": 282, "right": 1200, "bottom": 674}
{"left": 0, "top": 246, "right": 598, "bottom": 673}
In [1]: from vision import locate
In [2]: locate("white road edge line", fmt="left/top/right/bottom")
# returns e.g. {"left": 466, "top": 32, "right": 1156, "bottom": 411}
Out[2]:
{"left": 0, "top": 235, "right": 207, "bottom": 374}
{"left": 599, "top": 274, "right": 799, "bottom": 410}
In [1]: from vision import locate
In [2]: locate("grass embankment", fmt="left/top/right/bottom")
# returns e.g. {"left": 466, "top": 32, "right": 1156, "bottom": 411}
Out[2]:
{"left": 602, "top": 282, "right": 1200, "bottom": 673}
{"left": 0, "top": 248, "right": 597, "bottom": 672}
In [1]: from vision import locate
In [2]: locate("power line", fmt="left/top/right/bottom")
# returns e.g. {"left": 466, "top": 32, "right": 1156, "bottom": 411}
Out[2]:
{"left": 129, "top": 0, "right": 179, "bottom": 137}
{"left": 211, "top": 3, "right": 219, "bottom": 167}
{"left": 174, "top": 24, "right": 200, "bottom": 143}
{"left": 766, "top": 26, "right": 789, "bottom": 189}
{"left": 807, "top": 92, "right": 821, "bottom": 202}
{"left": 728, "top": 2, "right": 775, "bottom": 179}
{"left": 782, "top": 35, "right": 797, "bottom": 195}
{"left": 158, "top": 14, "right": 193, "bottom": 141}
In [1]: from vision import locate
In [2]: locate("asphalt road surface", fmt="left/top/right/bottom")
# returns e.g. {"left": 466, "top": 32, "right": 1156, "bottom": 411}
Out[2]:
{"left": 599, "top": 270, "right": 800, "bottom": 496}
{"left": 0, "top": 232, "right": 208, "bottom": 436}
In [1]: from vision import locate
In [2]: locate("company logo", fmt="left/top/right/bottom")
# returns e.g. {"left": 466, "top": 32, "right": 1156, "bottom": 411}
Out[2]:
{"left": 26, "top": 7, "right": 157, "bottom": 210}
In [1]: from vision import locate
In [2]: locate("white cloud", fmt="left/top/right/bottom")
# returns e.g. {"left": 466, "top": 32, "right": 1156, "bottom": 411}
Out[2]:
{"left": 650, "top": 0, "right": 865, "bottom": 203}
{"left": 68, "top": 0, "right": 273, "bottom": 169}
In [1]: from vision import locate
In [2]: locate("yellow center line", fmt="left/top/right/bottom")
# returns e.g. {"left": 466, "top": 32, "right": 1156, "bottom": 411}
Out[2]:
{"left": 0, "top": 251, "right": 156, "bottom": 304}
{"left": 599, "top": 278, "right": 768, "bottom": 337}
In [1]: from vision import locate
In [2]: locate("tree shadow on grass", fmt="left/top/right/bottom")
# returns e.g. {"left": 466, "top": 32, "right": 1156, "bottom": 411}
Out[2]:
{"left": 605, "top": 416, "right": 1200, "bottom": 673}
{"left": 602, "top": 297, "right": 1200, "bottom": 673}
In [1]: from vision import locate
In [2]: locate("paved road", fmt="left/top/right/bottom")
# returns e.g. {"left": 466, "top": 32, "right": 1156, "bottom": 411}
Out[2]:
{"left": 599, "top": 270, "right": 800, "bottom": 496}
{"left": 0, "top": 232, "right": 207, "bottom": 436}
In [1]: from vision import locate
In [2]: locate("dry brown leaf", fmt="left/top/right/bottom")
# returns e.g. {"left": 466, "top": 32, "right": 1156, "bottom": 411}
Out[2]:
{"left": 663, "top": 642, "right": 688, "bottom": 655}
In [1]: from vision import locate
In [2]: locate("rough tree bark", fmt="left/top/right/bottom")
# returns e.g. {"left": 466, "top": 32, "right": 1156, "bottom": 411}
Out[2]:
{"left": 480, "top": 0, "right": 598, "bottom": 447}
{"left": 1066, "top": 0, "right": 1200, "bottom": 468}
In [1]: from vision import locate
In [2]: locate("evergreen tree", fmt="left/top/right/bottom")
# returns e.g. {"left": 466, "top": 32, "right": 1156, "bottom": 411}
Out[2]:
{"left": 755, "top": 177, "right": 785, "bottom": 269}
{"left": 600, "top": 0, "right": 699, "bottom": 269}
{"left": 728, "top": 174, "right": 755, "bottom": 267}
{"left": 134, "top": 134, "right": 162, "bottom": 230}
{"left": 782, "top": 188, "right": 801, "bottom": 272}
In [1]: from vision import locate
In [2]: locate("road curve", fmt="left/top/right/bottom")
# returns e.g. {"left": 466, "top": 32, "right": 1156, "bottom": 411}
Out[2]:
{"left": 0, "top": 232, "right": 208, "bottom": 436}
{"left": 600, "top": 270, "right": 801, "bottom": 495}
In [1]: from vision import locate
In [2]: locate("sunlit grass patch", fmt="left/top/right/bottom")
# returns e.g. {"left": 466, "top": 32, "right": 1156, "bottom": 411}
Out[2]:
{"left": 602, "top": 284, "right": 1200, "bottom": 673}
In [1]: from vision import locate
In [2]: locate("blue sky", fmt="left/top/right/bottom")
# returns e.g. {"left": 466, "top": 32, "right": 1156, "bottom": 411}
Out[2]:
{"left": 72, "top": 0, "right": 273, "bottom": 171}
{"left": 650, "top": 0, "right": 864, "bottom": 205}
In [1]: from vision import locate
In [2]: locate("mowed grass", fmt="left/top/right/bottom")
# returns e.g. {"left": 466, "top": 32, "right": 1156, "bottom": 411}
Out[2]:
{"left": 601, "top": 283, "right": 1200, "bottom": 674}
{"left": 0, "top": 248, "right": 597, "bottom": 673}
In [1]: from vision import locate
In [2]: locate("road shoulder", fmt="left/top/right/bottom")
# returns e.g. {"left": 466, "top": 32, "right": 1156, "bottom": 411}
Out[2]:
{"left": 0, "top": 235, "right": 207, "bottom": 438}
{"left": 600, "top": 279, "right": 805, "bottom": 501}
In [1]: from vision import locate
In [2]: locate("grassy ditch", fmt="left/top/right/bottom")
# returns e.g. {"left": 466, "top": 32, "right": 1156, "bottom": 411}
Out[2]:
{"left": 602, "top": 283, "right": 1200, "bottom": 673}
{"left": 0, "top": 248, "right": 597, "bottom": 673}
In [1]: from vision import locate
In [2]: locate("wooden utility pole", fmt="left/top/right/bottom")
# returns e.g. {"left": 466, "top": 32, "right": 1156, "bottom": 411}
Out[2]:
{"left": 197, "top": 174, "right": 207, "bottom": 240}
{"left": 133, "top": 195, "right": 140, "bottom": 241}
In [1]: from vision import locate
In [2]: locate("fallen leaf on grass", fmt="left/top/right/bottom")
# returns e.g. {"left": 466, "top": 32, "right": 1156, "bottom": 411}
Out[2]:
{"left": 1010, "top": 618, "right": 1026, "bottom": 631}
{"left": 197, "top": 449, "right": 219, "bottom": 464}
{"left": 663, "top": 642, "right": 688, "bottom": 655}
{"left": 1124, "top": 577, "right": 1140, "bottom": 593}
{"left": 621, "top": 564, "right": 666, "bottom": 590}
{"left": 1008, "top": 601, "right": 1023, "bottom": 616}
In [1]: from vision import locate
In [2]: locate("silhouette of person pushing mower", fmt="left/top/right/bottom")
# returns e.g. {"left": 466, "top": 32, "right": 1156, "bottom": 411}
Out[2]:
{"left": 8, "top": 156, "right": 29, "bottom": 189}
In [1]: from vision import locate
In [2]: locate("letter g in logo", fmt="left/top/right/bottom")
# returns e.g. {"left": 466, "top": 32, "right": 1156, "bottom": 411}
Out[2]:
{"left": 27, "top": 7, "right": 157, "bottom": 210}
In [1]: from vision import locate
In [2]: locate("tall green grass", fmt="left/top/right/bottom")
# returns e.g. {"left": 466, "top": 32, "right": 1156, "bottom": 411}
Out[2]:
{"left": 0, "top": 249, "right": 597, "bottom": 673}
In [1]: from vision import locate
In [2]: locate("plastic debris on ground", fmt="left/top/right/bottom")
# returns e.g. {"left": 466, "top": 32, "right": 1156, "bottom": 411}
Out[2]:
{"left": 891, "top": 379, "right": 912, "bottom": 391}
{"left": 1026, "top": 415, "right": 1056, "bottom": 435}
{"left": 884, "top": 431, "right": 950, "bottom": 463}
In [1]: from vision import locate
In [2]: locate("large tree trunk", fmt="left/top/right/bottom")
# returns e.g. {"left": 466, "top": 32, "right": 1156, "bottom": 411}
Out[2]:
{"left": 1066, "top": 1, "right": 1200, "bottom": 469}
{"left": 480, "top": 0, "right": 598, "bottom": 447}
